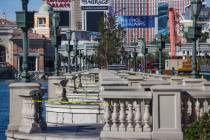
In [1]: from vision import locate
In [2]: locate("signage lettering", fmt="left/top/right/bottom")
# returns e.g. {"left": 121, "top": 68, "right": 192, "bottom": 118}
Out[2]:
{"left": 80, "top": 0, "right": 109, "bottom": 10}
{"left": 47, "top": 0, "right": 70, "bottom": 10}
{"left": 117, "top": 16, "right": 155, "bottom": 28}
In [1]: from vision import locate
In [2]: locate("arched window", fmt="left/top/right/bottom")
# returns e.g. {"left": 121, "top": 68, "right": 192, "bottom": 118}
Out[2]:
{"left": 0, "top": 46, "right": 6, "bottom": 63}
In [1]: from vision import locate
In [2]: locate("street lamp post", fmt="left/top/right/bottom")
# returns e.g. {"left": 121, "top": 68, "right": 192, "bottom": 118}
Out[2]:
{"left": 133, "top": 48, "right": 137, "bottom": 72}
{"left": 191, "top": 0, "right": 202, "bottom": 78}
{"left": 83, "top": 55, "right": 85, "bottom": 71}
{"left": 79, "top": 50, "right": 82, "bottom": 71}
{"left": 73, "top": 33, "right": 78, "bottom": 72}
{"left": 16, "top": 0, "right": 34, "bottom": 82}
{"left": 66, "top": 29, "right": 73, "bottom": 73}
{"left": 159, "top": 35, "right": 165, "bottom": 75}
{"left": 141, "top": 38, "right": 148, "bottom": 73}
{"left": 51, "top": 13, "right": 60, "bottom": 76}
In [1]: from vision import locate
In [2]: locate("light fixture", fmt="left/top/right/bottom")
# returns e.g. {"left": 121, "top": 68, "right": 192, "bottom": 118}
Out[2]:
{"left": 191, "top": 0, "right": 202, "bottom": 18}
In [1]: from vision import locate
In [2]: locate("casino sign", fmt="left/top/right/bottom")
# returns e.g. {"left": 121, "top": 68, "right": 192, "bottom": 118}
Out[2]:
{"left": 47, "top": 0, "right": 70, "bottom": 11}
{"left": 80, "top": 0, "right": 109, "bottom": 10}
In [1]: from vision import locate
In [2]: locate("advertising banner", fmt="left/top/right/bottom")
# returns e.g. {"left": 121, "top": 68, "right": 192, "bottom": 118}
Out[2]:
{"left": 80, "top": 0, "right": 109, "bottom": 10}
{"left": 157, "top": 3, "right": 169, "bottom": 37}
{"left": 116, "top": 16, "right": 156, "bottom": 28}
{"left": 47, "top": 0, "right": 70, "bottom": 11}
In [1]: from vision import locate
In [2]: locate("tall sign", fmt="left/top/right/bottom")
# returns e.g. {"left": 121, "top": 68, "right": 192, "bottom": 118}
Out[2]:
{"left": 47, "top": 0, "right": 70, "bottom": 11}
{"left": 157, "top": 3, "right": 169, "bottom": 37}
{"left": 80, "top": 0, "right": 109, "bottom": 10}
{"left": 116, "top": 16, "right": 156, "bottom": 28}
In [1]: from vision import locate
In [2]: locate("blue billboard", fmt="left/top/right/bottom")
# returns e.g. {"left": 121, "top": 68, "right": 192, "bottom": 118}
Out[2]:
{"left": 157, "top": 3, "right": 169, "bottom": 37}
{"left": 116, "top": 16, "right": 156, "bottom": 28}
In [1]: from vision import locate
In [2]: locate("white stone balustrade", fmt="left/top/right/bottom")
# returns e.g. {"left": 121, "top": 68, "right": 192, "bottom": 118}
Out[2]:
{"left": 100, "top": 86, "right": 152, "bottom": 139}
{"left": 181, "top": 89, "right": 210, "bottom": 127}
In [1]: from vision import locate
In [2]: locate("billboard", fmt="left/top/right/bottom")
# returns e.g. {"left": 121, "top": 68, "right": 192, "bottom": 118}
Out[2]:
{"left": 80, "top": 0, "right": 109, "bottom": 10}
{"left": 47, "top": 0, "right": 70, "bottom": 11}
{"left": 116, "top": 16, "right": 156, "bottom": 28}
{"left": 157, "top": 3, "right": 169, "bottom": 37}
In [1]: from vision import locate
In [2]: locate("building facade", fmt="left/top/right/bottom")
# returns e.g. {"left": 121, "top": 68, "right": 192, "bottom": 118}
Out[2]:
{"left": 0, "top": 18, "right": 54, "bottom": 74}
{"left": 110, "top": 0, "right": 158, "bottom": 45}
{"left": 158, "top": 0, "right": 190, "bottom": 16}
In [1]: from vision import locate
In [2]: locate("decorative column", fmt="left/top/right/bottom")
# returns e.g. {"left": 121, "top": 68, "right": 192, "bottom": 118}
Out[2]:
{"left": 135, "top": 100, "right": 142, "bottom": 132}
{"left": 127, "top": 101, "right": 134, "bottom": 132}
{"left": 119, "top": 100, "right": 126, "bottom": 132}
{"left": 103, "top": 100, "right": 111, "bottom": 131}
{"left": 111, "top": 100, "right": 119, "bottom": 131}
{"left": 143, "top": 99, "right": 151, "bottom": 132}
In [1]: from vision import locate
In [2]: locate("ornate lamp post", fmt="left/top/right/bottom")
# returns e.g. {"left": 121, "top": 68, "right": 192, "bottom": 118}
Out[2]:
{"left": 133, "top": 48, "right": 137, "bottom": 72}
{"left": 141, "top": 38, "right": 148, "bottom": 73}
{"left": 66, "top": 29, "right": 73, "bottom": 73}
{"left": 79, "top": 50, "right": 83, "bottom": 71}
{"left": 16, "top": 0, "right": 34, "bottom": 82}
{"left": 158, "top": 35, "right": 165, "bottom": 75}
{"left": 191, "top": 0, "right": 202, "bottom": 78}
{"left": 51, "top": 13, "right": 61, "bottom": 76}
{"left": 72, "top": 32, "right": 79, "bottom": 72}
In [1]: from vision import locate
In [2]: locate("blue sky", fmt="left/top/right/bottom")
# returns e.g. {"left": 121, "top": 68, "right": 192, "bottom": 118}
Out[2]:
{"left": 0, "top": 0, "right": 43, "bottom": 21}
{"left": 0, "top": 0, "right": 210, "bottom": 21}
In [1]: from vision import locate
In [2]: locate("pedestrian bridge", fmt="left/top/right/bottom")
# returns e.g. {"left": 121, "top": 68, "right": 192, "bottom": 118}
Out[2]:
{"left": 6, "top": 70, "right": 210, "bottom": 140}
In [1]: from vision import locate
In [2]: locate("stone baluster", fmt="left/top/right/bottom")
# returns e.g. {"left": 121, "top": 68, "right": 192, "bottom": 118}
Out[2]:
{"left": 127, "top": 101, "right": 134, "bottom": 132}
{"left": 111, "top": 100, "right": 119, "bottom": 131}
{"left": 141, "top": 100, "right": 145, "bottom": 116}
{"left": 203, "top": 99, "right": 209, "bottom": 113}
{"left": 119, "top": 100, "right": 126, "bottom": 132}
{"left": 143, "top": 99, "right": 151, "bottom": 132}
{"left": 135, "top": 100, "right": 142, "bottom": 132}
{"left": 195, "top": 99, "right": 200, "bottom": 120}
{"left": 187, "top": 98, "right": 192, "bottom": 116}
{"left": 103, "top": 100, "right": 111, "bottom": 131}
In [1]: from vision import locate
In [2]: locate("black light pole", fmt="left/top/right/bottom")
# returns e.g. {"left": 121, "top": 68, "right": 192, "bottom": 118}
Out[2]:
{"left": 79, "top": 50, "right": 82, "bottom": 71}
{"left": 141, "top": 39, "right": 148, "bottom": 73}
{"left": 83, "top": 55, "right": 85, "bottom": 71}
{"left": 133, "top": 48, "right": 137, "bottom": 72}
{"left": 16, "top": 0, "right": 34, "bottom": 82}
{"left": 190, "top": 0, "right": 202, "bottom": 78}
{"left": 159, "top": 35, "right": 165, "bottom": 75}
{"left": 51, "top": 13, "right": 60, "bottom": 76}
{"left": 73, "top": 32, "right": 78, "bottom": 72}
{"left": 66, "top": 29, "right": 73, "bottom": 73}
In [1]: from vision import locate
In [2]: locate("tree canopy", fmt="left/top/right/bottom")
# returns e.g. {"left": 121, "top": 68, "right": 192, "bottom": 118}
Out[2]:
{"left": 95, "top": 14, "right": 125, "bottom": 69}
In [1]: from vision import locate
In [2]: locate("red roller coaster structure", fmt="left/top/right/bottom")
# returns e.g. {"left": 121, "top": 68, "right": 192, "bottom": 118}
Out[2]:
{"left": 169, "top": 8, "right": 183, "bottom": 58}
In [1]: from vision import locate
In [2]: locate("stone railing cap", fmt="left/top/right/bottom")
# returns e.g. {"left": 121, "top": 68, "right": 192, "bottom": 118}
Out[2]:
{"left": 103, "top": 86, "right": 139, "bottom": 91}
{"left": 151, "top": 85, "right": 183, "bottom": 92}
{"left": 48, "top": 76, "right": 65, "bottom": 80}
{"left": 183, "top": 78, "right": 206, "bottom": 82}
{"left": 101, "top": 90, "right": 152, "bottom": 99}
{"left": 9, "top": 82, "right": 40, "bottom": 88}
{"left": 127, "top": 76, "right": 144, "bottom": 81}
{"left": 183, "top": 90, "right": 210, "bottom": 98}
{"left": 140, "top": 80, "right": 170, "bottom": 86}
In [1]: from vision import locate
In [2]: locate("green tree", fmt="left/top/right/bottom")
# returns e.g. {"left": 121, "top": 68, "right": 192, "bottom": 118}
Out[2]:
{"left": 184, "top": 111, "right": 210, "bottom": 140}
{"left": 95, "top": 14, "right": 124, "bottom": 69}
{"left": 200, "top": 31, "right": 209, "bottom": 42}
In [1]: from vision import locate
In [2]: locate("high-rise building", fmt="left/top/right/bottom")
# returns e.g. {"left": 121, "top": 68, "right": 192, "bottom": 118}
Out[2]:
{"left": 158, "top": 0, "right": 190, "bottom": 16}
{"left": 110, "top": 0, "right": 158, "bottom": 45}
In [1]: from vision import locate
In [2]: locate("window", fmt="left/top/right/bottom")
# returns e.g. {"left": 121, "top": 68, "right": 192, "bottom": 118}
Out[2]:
{"left": 38, "top": 18, "right": 46, "bottom": 27}
{"left": 0, "top": 46, "right": 5, "bottom": 63}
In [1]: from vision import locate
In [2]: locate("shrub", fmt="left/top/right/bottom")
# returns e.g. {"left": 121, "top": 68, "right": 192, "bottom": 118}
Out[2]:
{"left": 184, "top": 111, "right": 210, "bottom": 140}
